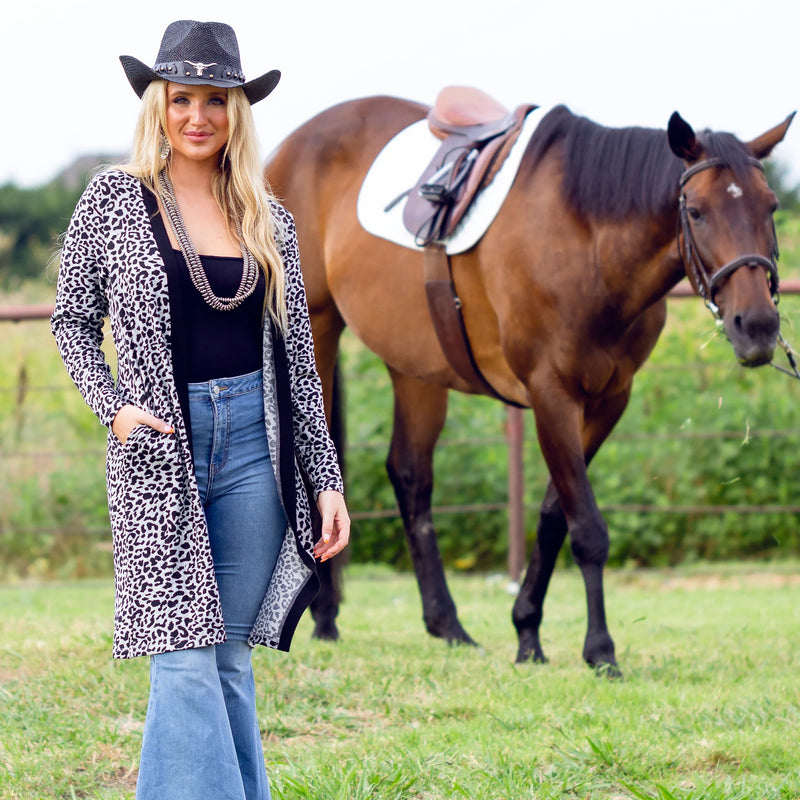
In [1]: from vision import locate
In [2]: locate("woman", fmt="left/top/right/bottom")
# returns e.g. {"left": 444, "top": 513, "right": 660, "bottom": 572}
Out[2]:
{"left": 51, "top": 20, "right": 350, "bottom": 800}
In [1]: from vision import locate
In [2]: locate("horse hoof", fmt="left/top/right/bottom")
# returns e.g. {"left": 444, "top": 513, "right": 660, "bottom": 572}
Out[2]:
{"left": 583, "top": 632, "right": 618, "bottom": 676}
{"left": 515, "top": 645, "right": 548, "bottom": 664}
{"left": 447, "top": 631, "right": 479, "bottom": 647}
{"left": 514, "top": 630, "right": 547, "bottom": 664}
{"left": 443, "top": 629, "right": 479, "bottom": 647}
{"left": 425, "top": 617, "right": 477, "bottom": 647}
{"left": 446, "top": 635, "right": 479, "bottom": 648}
{"left": 311, "top": 621, "right": 340, "bottom": 642}
{"left": 592, "top": 661, "right": 623, "bottom": 680}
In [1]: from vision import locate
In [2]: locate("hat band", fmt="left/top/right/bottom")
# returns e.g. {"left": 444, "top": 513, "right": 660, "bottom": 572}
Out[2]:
{"left": 154, "top": 60, "right": 246, "bottom": 83}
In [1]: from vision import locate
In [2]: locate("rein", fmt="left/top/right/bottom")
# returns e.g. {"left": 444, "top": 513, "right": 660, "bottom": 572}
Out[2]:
{"left": 678, "top": 156, "right": 800, "bottom": 381}
{"left": 773, "top": 333, "right": 800, "bottom": 380}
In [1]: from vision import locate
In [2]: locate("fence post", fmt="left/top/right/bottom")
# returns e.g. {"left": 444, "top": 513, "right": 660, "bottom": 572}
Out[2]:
{"left": 506, "top": 405, "right": 525, "bottom": 583}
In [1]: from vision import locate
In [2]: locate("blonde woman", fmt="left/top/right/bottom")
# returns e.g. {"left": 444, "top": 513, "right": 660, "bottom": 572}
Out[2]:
{"left": 51, "top": 20, "right": 350, "bottom": 800}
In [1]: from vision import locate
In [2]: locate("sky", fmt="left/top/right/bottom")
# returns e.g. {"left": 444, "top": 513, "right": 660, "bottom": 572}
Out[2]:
{"left": 3, "top": 0, "right": 799, "bottom": 189}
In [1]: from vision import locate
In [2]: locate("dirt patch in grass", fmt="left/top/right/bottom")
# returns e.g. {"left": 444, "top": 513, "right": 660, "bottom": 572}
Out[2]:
{"left": 661, "top": 571, "right": 800, "bottom": 591}
{"left": 616, "top": 568, "right": 800, "bottom": 592}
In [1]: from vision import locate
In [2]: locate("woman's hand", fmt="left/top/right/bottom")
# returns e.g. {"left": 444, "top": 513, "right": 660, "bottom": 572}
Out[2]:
{"left": 112, "top": 404, "right": 174, "bottom": 445}
{"left": 313, "top": 490, "right": 351, "bottom": 563}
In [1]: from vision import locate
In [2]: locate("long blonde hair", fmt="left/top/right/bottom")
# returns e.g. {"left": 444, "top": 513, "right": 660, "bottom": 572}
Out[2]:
{"left": 121, "top": 80, "right": 288, "bottom": 330}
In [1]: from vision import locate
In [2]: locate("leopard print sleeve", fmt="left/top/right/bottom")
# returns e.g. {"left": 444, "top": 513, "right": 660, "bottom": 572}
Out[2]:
{"left": 272, "top": 203, "right": 344, "bottom": 499}
{"left": 51, "top": 171, "right": 126, "bottom": 428}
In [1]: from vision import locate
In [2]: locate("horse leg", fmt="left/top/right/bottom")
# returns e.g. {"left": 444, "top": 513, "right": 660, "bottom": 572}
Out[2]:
{"left": 512, "top": 480, "right": 567, "bottom": 663}
{"left": 386, "top": 369, "right": 476, "bottom": 645}
{"left": 520, "top": 385, "right": 632, "bottom": 671}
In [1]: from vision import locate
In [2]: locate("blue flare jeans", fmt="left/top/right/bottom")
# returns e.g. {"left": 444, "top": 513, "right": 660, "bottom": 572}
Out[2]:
{"left": 136, "top": 369, "right": 286, "bottom": 800}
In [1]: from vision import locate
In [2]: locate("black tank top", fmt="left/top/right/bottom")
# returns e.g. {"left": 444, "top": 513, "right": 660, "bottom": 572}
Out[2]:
{"left": 175, "top": 249, "right": 266, "bottom": 383}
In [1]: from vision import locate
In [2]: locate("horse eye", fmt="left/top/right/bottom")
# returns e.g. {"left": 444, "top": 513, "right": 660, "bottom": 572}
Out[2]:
{"left": 687, "top": 207, "right": 702, "bottom": 221}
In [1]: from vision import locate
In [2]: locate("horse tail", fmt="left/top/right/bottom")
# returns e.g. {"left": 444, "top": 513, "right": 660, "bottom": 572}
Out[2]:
{"left": 330, "top": 356, "right": 347, "bottom": 480}
{"left": 329, "top": 354, "right": 350, "bottom": 584}
{"left": 310, "top": 353, "right": 349, "bottom": 640}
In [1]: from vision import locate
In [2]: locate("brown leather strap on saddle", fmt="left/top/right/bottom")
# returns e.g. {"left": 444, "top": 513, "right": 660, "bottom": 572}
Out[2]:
{"left": 423, "top": 243, "right": 525, "bottom": 407}
{"left": 403, "top": 87, "right": 537, "bottom": 246}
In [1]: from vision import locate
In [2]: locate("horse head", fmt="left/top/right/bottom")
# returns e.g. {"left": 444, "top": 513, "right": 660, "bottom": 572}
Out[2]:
{"left": 668, "top": 111, "right": 795, "bottom": 366}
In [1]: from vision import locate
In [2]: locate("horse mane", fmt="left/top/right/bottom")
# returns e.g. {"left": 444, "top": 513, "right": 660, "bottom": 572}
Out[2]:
{"left": 524, "top": 105, "right": 755, "bottom": 221}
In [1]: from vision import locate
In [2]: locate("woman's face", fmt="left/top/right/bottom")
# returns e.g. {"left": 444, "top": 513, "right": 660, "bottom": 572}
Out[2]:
{"left": 165, "top": 83, "right": 230, "bottom": 168}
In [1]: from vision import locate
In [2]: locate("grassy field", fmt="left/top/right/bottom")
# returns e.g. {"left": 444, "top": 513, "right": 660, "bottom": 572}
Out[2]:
{"left": 1, "top": 564, "right": 799, "bottom": 799}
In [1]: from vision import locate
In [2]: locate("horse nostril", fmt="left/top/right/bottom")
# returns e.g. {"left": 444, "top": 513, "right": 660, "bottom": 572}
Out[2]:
{"left": 732, "top": 308, "right": 780, "bottom": 342}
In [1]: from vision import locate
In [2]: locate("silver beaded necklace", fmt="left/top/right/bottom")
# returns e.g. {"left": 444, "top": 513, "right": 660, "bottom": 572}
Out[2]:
{"left": 157, "top": 170, "right": 260, "bottom": 312}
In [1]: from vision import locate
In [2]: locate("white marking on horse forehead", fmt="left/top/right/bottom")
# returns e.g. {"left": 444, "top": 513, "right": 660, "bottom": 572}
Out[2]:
{"left": 727, "top": 182, "right": 744, "bottom": 199}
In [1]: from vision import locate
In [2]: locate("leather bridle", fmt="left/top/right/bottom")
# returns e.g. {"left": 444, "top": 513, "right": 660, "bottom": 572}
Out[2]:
{"left": 678, "top": 155, "right": 780, "bottom": 320}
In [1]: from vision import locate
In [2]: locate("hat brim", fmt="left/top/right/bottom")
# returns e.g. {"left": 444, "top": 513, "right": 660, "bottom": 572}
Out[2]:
{"left": 119, "top": 55, "right": 280, "bottom": 104}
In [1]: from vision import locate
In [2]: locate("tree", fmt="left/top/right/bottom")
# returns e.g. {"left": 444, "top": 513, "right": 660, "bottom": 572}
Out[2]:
{"left": 764, "top": 159, "right": 800, "bottom": 212}
{"left": 0, "top": 180, "right": 83, "bottom": 284}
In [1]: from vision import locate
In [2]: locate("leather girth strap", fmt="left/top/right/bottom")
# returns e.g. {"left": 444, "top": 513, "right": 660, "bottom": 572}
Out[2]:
{"left": 423, "top": 244, "right": 525, "bottom": 408}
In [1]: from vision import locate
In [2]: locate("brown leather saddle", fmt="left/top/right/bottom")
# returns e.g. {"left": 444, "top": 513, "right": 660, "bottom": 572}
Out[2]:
{"left": 401, "top": 87, "right": 535, "bottom": 407}
{"left": 402, "top": 86, "right": 537, "bottom": 245}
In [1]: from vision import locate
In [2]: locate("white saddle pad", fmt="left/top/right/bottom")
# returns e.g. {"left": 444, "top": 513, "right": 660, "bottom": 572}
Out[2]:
{"left": 357, "top": 106, "right": 547, "bottom": 254}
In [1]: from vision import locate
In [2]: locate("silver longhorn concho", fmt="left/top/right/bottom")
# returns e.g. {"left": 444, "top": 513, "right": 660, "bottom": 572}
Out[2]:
{"left": 184, "top": 60, "right": 218, "bottom": 76}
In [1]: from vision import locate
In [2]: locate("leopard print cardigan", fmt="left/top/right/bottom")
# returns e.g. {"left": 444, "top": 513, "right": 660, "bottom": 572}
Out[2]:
{"left": 51, "top": 169, "right": 343, "bottom": 659}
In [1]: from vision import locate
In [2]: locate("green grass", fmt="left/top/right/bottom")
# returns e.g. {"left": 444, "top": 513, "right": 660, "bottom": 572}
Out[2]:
{"left": 2, "top": 565, "right": 799, "bottom": 799}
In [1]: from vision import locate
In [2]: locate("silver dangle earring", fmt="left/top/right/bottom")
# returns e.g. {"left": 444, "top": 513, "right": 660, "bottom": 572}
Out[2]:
{"left": 159, "top": 133, "right": 171, "bottom": 160}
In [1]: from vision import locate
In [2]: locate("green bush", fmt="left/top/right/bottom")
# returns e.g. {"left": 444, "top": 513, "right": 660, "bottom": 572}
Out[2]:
{"left": 591, "top": 299, "right": 800, "bottom": 566}
{"left": 338, "top": 293, "right": 800, "bottom": 570}
{"left": 2, "top": 282, "right": 800, "bottom": 579}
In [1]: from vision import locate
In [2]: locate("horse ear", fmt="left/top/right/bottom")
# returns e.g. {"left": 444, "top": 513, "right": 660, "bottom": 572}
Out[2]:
{"left": 667, "top": 112, "right": 699, "bottom": 161}
{"left": 746, "top": 112, "right": 796, "bottom": 159}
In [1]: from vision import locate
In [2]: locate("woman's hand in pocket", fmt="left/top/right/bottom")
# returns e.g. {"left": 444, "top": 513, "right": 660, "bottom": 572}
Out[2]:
{"left": 112, "top": 405, "right": 174, "bottom": 445}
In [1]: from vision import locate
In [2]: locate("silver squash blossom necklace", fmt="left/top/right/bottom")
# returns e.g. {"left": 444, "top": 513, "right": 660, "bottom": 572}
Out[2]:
{"left": 157, "top": 170, "right": 260, "bottom": 312}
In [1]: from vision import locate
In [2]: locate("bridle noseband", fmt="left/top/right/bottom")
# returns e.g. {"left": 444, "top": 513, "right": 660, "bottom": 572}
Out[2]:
{"left": 678, "top": 155, "right": 780, "bottom": 320}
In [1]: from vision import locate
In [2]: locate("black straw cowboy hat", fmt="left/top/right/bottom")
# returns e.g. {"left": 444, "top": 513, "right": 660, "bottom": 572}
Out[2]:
{"left": 120, "top": 20, "right": 280, "bottom": 105}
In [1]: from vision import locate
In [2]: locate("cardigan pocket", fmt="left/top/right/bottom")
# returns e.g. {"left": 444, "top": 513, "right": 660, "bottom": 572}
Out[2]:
{"left": 122, "top": 423, "right": 149, "bottom": 448}
{"left": 123, "top": 427, "right": 182, "bottom": 491}
{"left": 108, "top": 427, "right": 184, "bottom": 548}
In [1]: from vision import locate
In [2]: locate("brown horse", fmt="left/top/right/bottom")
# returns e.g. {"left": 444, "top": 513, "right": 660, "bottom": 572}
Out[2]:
{"left": 265, "top": 94, "right": 794, "bottom": 672}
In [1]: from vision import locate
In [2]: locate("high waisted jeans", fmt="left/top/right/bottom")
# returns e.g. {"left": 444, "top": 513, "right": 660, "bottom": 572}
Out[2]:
{"left": 136, "top": 370, "right": 286, "bottom": 800}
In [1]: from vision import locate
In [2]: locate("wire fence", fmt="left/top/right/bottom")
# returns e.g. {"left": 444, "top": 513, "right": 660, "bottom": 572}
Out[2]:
{"left": 2, "top": 296, "right": 800, "bottom": 579}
